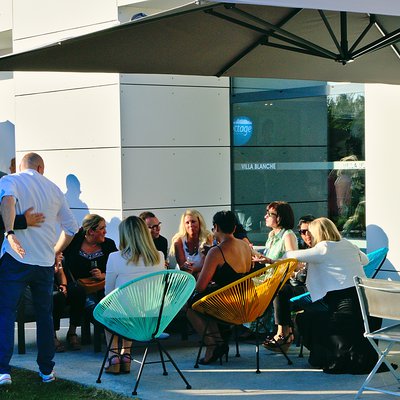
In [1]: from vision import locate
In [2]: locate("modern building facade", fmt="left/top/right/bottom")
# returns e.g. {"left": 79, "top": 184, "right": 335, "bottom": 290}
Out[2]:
{"left": 0, "top": 0, "right": 398, "bottom": 278}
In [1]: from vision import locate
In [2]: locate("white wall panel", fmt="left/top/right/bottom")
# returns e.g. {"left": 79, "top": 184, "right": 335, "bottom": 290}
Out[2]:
{"left": 13, "top": 21, "right": 119, "bottom": 52}
{"left": 16, "top": 148, "right": 122, "bottom": 211}
{"left": 121, "top": 147, "right": 230, "bottom": 209}
{"left": 13, "top": 0, "right": 117, "bottom": 40}
{"left": 72, "top": 208, "right": 122, "bottom": 245}
{"left": 120, "top": 74, "right": 229, "bottom": 88}
{"left": 15, "top": 71, "right": 119, "bottom": 95}
{"left": 0, "top": 77, "right": 15, "bottom": 173}
{"left": 121, "top": 85, "right": 230, "bottom": 146}
{"left": 15, "top": 85, "right": 121, "bottom": 150}
{"left": 0, "top": 77, "right": 15, "bottom": 122}
{"left": 365, "top": 84, "right": 400, "bottom": 277}
{"left": 0, "top": 0, "right": 12, "bottom": 32}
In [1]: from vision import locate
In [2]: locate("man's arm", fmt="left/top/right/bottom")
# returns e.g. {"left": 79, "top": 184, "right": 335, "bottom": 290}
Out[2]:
{"left": 0, "top": 195, "right": 26, "bottom": 257}
{"left": 0, "top": 207, "right": 44, "bottom": 231}
{"left": 1, "top": 195, "right": 16, "bottom": 233}
{"left": 54, "top": 230, "right": 75, "bottom": 254}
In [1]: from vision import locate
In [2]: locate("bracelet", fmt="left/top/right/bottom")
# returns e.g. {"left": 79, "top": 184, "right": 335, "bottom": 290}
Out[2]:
{"left": 59, "top": 284, "right": 67, "bottom": 288}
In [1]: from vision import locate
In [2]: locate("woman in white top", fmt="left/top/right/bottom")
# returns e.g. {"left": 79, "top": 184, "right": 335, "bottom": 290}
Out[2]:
{"left": 285, "top": 217, "right": 380, "bottom": 374}
{"left": 104, "top": 216, "right": 165, "bottom": 375}
{"left": 170, "top": 209, "right": 213, "bottom": 276}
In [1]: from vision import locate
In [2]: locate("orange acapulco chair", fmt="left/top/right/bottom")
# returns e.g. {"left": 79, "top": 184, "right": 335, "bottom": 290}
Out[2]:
{"left": 192, "top": 258, "right": 299, "bottom": 373}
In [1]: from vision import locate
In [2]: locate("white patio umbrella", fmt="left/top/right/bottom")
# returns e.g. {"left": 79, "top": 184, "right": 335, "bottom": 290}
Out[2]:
{"left": 0, "top": 1, "right": 400, "bottom": 83}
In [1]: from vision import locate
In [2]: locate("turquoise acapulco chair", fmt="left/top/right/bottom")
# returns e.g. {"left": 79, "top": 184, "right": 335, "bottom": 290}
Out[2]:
{"left": 93, "top": 270, "right": 196, "bottom": 396}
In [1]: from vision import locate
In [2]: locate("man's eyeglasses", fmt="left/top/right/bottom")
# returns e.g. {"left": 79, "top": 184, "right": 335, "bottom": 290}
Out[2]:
{"left": 266, "top": 211, "right": 277, "bottom": 218}
{"left": 299, "top": 229, "right": 310, "bottom": 235}
{"left": 148, "top": 222, "right": 162, "bottom": 230}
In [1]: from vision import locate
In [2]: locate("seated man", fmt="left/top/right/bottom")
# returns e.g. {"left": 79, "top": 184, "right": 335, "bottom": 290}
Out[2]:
{"left": 139, "top": 211, "right": 168, "bottom": 264}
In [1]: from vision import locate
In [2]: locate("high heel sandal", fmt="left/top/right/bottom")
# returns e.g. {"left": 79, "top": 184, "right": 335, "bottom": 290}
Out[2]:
{"left": 120, "top": 354, "right": 131, "bottom": 374}
{"left": 263, "top": 333, "right": 294, "bottom": 353}
{"left": 105, "top": 355, "right": 120, "bottom": 374}
{"left": 198, "top": 344, "right": 229, "bottom": 365}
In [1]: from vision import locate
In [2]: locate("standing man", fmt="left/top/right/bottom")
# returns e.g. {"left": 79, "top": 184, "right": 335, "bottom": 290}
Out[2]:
{"left": 139, "top": 211, "right": 168, "bottom": 261}
{"left": 0, "top": 153, "right": 78, "bottom": 385}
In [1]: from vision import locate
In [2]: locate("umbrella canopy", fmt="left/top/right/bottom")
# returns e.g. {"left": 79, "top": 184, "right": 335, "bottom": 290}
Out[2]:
{"left": 1, "top": 1, "right": 400, "bottom": 83}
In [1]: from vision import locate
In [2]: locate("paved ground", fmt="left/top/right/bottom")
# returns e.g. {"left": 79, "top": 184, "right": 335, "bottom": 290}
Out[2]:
{"left": 9, "top": 322, "right": 400, "bottom": 400}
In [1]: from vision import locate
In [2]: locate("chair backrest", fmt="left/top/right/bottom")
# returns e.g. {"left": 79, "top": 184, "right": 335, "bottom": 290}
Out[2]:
{"left": 363, "top": 247, "right": 388, "bottom": 278}
{"left": 93, "top": 270, "right": 196, "bottom": 342}
{"left": 192, "top": 258, "right": 298, "bottom": 325}
{"left": 354, "top": 276, "right": 400, "bottom": 334}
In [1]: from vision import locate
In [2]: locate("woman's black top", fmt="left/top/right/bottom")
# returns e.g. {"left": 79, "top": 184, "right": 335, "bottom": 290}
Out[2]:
{"left": 63, "top": 228, "right": 117, "bottom": 281}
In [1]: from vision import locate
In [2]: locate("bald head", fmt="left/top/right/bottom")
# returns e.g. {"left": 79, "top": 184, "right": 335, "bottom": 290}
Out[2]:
{"left": 20, "top": 153, "right": 45, "bottom": 174}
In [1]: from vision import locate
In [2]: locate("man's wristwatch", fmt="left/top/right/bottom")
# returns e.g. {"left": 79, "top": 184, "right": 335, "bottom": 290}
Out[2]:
{"left": 4, "top": 230, "right": 15, "bottom": 239}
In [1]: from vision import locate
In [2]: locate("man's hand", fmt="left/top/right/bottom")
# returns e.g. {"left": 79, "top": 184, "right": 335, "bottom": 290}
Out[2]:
{"left": 24, "top": 207, "right": 45, "bottom": 227}
{"left": 55, "top": 251, "right": 63, "bottom": 266}
{"left": 7, "top": 234, "right": 26, "bottom": 258}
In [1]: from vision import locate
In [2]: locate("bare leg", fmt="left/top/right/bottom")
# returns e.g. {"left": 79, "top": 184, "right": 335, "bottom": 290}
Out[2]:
{"left": 105, "top": 330, "right": 119, "bottom": 358}
{"left": 121, "top": 339, "right": 132, "bottom": 355}
{"left": 187, "top": 309, "right": 222, "bottom": 361}
{"left": 274, "top": 324, "right": 292, "bottom": 340}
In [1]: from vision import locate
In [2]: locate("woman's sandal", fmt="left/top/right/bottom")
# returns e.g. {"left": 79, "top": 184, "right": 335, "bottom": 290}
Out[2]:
{"left": 120, "top": 354, "right": 132, "bottom": 374}
{"left": 263, "top": 332, "right": 294, "bottom": 353}
{"left": 105, "top": 355, "right": 121, "bottom": 374}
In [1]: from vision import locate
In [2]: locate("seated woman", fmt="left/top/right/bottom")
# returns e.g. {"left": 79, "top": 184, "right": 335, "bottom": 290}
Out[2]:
{"left": 104, "top": 216, "right": 165, "bottom": 374}
{"left": 187, "top": 210, "right": 252, "bottom": 365}
{"left": 63, "top": 214, "right": 117, "bottom": 350}
{"left": 262, "top": 214, "right": 315, "bottom": 352}
{"left": 170, "top": 209, "right": 213, "bottom": 275}
{"left": 249, "top": 201, "right": 298, "bottom": 342}
{"left": 285, "top": 217, "right": 379, "bottom": 374}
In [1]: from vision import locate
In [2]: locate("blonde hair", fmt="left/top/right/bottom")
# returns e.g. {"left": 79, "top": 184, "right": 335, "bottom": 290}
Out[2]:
{"left": 170, "top": 209, "right": 211, "bottom": 255}
{"left": 308, "top": 217, "right": 341, "bottom": 245}
{"left": 82, "top": 214, "right": 105, "bottom": 234}
{"left": 119, "top": 216, "right": 160, "bottom": 266}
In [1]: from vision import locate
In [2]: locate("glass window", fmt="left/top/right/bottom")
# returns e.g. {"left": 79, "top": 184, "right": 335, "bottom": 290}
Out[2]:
{"left": 231, "top": 78, "right": 365, "bottom": 246}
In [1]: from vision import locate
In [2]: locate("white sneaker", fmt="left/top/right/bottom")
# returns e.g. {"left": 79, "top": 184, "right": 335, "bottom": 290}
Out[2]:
{"left": 39, "top": 370, "right": 55, "bottom": 383}
{"left": 0, "top": 373, "right": 12, "bottom": 385}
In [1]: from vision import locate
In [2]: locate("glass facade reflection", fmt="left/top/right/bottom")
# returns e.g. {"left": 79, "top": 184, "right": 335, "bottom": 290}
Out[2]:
{"left": 231, "top": 79, "right": 365, "bottom": 246}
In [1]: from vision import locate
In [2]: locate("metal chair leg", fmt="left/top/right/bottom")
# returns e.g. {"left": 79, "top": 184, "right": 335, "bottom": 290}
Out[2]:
{"left": 194, "top": 319, "right": 209, "bottom": 368}
{"left": 234, "top": 325, "right": 240, "bottom": 357}
{"left": 255, "top": 320, "right": 260, "bottom": 373}
{"left": 158, "top": 342, "right": 191, "bottom": 390}
{"left": 156, "top": 340, "right": 168, "bottom": 376}
{"left": 96, "top": 334, "right": 115, "bottom": 383}
{"left": 132, "top": 346, "right": 149, "bottom": 396}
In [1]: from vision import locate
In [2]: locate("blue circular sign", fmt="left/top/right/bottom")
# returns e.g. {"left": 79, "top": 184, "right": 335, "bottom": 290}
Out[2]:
{"left": 233, "top": 116, "right": 253, "bottom": 146}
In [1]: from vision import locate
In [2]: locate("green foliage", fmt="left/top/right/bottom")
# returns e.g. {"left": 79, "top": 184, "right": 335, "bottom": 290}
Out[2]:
{"left": 0, "top": 368, "right": 135, "bottom": 400}
{"left": 327, "top": 93, "right": 365, "bottom": 160}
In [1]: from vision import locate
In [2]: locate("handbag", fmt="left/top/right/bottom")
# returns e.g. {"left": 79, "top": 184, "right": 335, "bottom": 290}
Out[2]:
{"left": 77, "top": 277, "right": 105, "bottom": 294}
{"left": 67, "top": 267, "right": 105, "bottom": 295}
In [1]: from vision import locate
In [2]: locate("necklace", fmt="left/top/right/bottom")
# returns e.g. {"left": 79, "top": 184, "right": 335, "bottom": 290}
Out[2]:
{"left": 185, "top": 239, "right": 198, "bottom": 255}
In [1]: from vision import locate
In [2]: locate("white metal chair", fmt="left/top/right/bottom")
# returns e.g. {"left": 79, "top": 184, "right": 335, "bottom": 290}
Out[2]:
{"left": 353, "top": 276, "right": 400, "bottom": 398}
